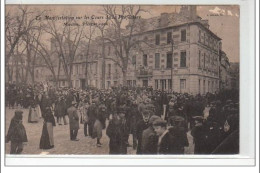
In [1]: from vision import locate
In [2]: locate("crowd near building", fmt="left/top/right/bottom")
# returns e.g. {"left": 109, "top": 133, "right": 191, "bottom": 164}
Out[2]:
{"left": 6, "top": 6, "right": 239, "bottom": 95}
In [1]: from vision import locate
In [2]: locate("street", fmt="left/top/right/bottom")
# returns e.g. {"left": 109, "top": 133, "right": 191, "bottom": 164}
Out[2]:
{"left": 5, "top": 108, "right": 194, "bottom": 155}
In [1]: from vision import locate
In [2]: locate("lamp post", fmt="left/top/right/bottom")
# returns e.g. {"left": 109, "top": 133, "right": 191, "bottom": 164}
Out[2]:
{"left": 170, "top": 35, "right": 174, "bottom": 93}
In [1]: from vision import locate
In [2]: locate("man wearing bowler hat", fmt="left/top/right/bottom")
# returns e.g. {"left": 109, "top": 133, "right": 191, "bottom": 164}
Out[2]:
{"left": 67, "top": 100, "right": 80, "bottom": 141}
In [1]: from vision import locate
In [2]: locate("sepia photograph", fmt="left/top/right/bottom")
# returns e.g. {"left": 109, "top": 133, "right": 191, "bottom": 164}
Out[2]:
{"left": 4, "top": 4, "right": 240, "bottom": 157}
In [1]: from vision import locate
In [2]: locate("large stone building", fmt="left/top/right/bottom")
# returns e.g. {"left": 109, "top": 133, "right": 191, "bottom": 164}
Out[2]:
{"left": 10, "top": 6, "right": 236, "bottom": 95}
{"left": 103, "top": 6, "right": 222, "bottom": 95}
{"left": 229, "top": 62, "right": 239, "bottom": 90}
{"left": 219, "top": 51, "right": 232, "bottom": 90}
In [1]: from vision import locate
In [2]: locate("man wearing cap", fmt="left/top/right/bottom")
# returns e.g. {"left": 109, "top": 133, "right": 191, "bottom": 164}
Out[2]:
{"left": 141, "top": 115, "right": 160, "bottom": 154}
{"left": 6, "top": 110, "right": 28, "bottom": 154}
{"left": 67, "top": 101, "right": 80, "bottom": 141}
{"left": 153, "top": 119, "right": 175, "bottom": 154}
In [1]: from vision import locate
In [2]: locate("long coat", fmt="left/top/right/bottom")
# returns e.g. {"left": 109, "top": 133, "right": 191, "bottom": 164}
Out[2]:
{"left": 136, "top": 120, "right": 149, "bottom": 154}
{"left": 55, "top": 99, "right": 66, "bottom": 118}
{"left": 141, "top": 126, "right": 158, "bottom": 154}
{"left": 168, "top": 126, "right": 189, "bottom": 154}
{"left": 191, "top": 124, "right": 207, "bottom": 154}
{"left": 158, "top": 132, "right": 175, "bottom": 154}
{"left": 106, "top": 117, "right": 129, "bottom": 154}
{"left": 6, "top": 116, "right": 28, "bottom": 143}
{"left": 67, "top": 106, "right": 79, "bottom": 130}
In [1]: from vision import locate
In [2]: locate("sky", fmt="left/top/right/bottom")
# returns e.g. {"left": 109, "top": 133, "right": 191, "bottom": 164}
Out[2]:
{"left": 6, "top": 5, "right": 240, "bottom": 62}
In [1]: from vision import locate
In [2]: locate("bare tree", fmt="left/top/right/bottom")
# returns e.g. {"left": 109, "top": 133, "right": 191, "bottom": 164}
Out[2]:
{"left": 102, "top": 5, "right": 148, "bottom": 86}
{"left": 43, "top": 14, "right": 84, "bottom": 87}
{"left": 5, "top": 6, "right": 45, "bottom": 83}
{"left": 83, "top": 23, "right": 96, "bottom": 88}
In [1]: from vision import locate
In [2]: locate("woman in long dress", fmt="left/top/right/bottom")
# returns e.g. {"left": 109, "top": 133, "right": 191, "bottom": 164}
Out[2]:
{"left": 39, "top": 93, "right": 56, "bottom": 149}
{"left": 28, "top": 96, "right": 39, "bottom": 123}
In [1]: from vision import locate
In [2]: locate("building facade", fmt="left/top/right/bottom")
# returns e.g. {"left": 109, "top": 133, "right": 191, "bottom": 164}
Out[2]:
{"left": 219, "top": 51, "right": 232, "bottom": 90}
{"left": 9, "top": 6, "right": 236, "bottom": 95}
{"left": 103, "top": 6, "right": 222, "bottom": 95}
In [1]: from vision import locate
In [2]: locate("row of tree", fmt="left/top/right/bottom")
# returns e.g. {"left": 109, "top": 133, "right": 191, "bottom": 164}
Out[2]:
{"left": 5, "top": 5, "right": 150, "bottom": 88}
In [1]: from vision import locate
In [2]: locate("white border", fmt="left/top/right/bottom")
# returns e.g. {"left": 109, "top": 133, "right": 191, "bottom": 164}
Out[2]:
{"left": 1, "top": 0, "right": 257, "bottom": 168}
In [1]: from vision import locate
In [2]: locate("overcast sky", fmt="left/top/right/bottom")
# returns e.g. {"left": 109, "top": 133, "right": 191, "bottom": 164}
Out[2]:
{"left": 6, "top": 5, "right": 240, "bottom": 62}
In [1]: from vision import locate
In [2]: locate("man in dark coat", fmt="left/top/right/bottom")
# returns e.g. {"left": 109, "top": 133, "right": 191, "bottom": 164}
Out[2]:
{"left": 87, "top": 101, "right": 98, "bottom": 138}
{"left": 6, "top": 110, "right": 28, "bottom": 154}
{"left": 168, "top": 116, "right": 189, "bottom": 154}
{"left": 67, "top": 101, "right": 80, "bottom": 141}
{"left": 141, "top": 115, "right": 160, "bottom": 154}
{"left": 136, "top": 110, "right": 150, "bottom": 154}
{"left": 191, "top": 116, "right": 207, "bottom": 154}
{"left": 153, "top": 119, "right": 175, "bottom": 154}
{"left": 106, "top": 108, "right": 129, "bottom": 154}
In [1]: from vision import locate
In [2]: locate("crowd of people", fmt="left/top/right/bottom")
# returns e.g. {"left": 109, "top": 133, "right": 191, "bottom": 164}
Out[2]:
{"left": 5, "top": 82, "right": 239, "bottom": 155}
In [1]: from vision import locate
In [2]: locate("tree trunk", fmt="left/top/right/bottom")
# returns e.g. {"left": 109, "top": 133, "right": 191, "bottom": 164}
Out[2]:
{"left": 122, "top": 70, "right": 127, "bottom": 86}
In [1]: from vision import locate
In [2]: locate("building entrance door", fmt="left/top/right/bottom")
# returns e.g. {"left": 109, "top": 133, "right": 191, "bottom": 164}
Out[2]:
{"left": 142, "top": 80, "right": 148, "bottom": 87}
{"left": 81, "top": 79, "right": 86, "bottom": 89}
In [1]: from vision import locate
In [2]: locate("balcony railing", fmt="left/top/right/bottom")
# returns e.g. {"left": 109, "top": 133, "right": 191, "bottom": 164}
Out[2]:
{"left": 135, "top": 67, "right": 153, "bottom": 78}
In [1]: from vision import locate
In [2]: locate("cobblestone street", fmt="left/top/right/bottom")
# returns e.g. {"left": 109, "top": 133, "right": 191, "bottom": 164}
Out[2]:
{"left": 5, "top": 108, "right": 194, "bottom": 155}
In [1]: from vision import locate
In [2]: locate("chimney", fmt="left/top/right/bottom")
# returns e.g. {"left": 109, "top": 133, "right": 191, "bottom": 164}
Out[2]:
{"left": 160, "top": 13, "right": 169, "bottom": 27}
{"left": 179, "top": 5, "right": 197, "bottom": 21}
{"left": 189, "top": 6, "right": 197, "bottom": 20}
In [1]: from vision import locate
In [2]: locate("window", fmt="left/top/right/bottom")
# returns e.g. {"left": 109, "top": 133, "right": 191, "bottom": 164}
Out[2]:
{"left": 203, "top": 80, "right": 206, "bottom": 94}
{"left": 166, "top": 53, "right": 173, "bottom": 68}
{"left": 203, "top": 53, "right": 206, "bottom": 68}
{"left": 82, "top": 64, "right": 85, "bottom": 74}
{"left": 76, "top": 80, "right": 80, "bottom": 88}
{"left": 180, "top": 79, "right": 186, "bottom": 90}
{"left": 168, "top": 79, "right": 172, "bottom": 90}
{"left": 181, "top": 29, "right": 186, "bottom": 41}
{"left": 132, "top": 55, "right": 136, "bottom": 69}
{"left": 198, "top": 50, "right": 201, "bottom": 68}
{"left": 155, "top": 34, "right": 160, "bottom": 45}
{"left": 167, "top": 32, "right": 172, "bottom": 44}
{"left": 108, "top": 64, "right": 111, "bottom": 77}
{"left": 180, "top": 51, "right": 186, "bottom": 67}
{"left": 36, "top": 69, "right": 39, "bottom": 78}
{"left": 155, "top": 80, "right": 159, "bottom": 89}
{"left": 208, "top": 81, "right": 210, "bottom": 93}
{"left": 155, "top": 53, "right": 160, "bottom": 68}
{"left": 160, "top": 79, "right": 166, "bottom": 90}
{"left": 107, "top": 81, "right": 111, "bottom": 88}
{"left": 133, "top": 80, "right": 136, "bottom": 86}
{"left": 114, "top": 81, "right": 117, "bottom": 86}
{"left": 198, "top": 79, "right": 201, "bottom": 94}
{"left": 143, "top": 54, "right": 148, "bottom": 67}
{"left": 143, "top": 80, "right": 148, "bottom": 87}
{"left": 199, "top": 30, "right": 201, "bottom": 42}
{"left": 108, "top": 46, "right": 111, "bottom": 55}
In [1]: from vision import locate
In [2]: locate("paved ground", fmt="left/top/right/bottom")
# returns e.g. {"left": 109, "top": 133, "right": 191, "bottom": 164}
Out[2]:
{"left": 5, "top": 108, "right": 194, "bottom": 155}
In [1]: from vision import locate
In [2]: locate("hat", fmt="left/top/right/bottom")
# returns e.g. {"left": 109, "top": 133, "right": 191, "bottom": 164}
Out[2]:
{"left": 149, "top": 115, "right": 161, "bottom": 124}
{"left": 171, "top": 115, "right": 185, "bottom": 122}
{"left": 192, "top": 116, "right": 204, "bottom": 121}
{"left": 153, "top": 119, "right": 167, "bottom": 127}
{"left": 15, "top": 110, "right": 23, "bottom": 116}
{"left": 72, "top": 100, "right": 77, "bottom": 105}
